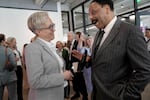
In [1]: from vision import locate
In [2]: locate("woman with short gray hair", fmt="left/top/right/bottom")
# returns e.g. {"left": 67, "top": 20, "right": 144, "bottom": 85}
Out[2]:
{"left": 25, "top": 12, "right": 73, "bottom": 100}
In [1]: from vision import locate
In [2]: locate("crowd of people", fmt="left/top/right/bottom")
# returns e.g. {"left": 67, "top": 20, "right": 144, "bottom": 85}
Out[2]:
{"left": 1, "top": 0, "right": 150, "bottom": 100}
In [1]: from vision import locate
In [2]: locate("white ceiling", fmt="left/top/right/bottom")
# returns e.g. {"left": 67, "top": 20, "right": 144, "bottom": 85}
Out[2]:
{"left": 0, "top": 0, "right": 86, "bottom": 11}
{"left": 0, "top": 0, "right": 149, "bottom": 31}
{"left": 0, "top": 0, "right": 149, "bottom": 12}
{"left": 58, "top": 0, "right": 77, "bottom": 4}
{"left": 114, "top": 0, "right": 150, "bottom": 15}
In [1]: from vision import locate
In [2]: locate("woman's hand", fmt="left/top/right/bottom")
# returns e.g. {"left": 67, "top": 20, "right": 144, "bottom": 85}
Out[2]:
{"left": 63, "top": 70, "right": 73, "bottom": 80}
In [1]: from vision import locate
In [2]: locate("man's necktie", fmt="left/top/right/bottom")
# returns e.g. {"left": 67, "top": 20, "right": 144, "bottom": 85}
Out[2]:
{"left": 146, "top": 39, "right": 150, "bottom": 43}
{"left": 93, "top": 29, "right": 105, "bottom": 58}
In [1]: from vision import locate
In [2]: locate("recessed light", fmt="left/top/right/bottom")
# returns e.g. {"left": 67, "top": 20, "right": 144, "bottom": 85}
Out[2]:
{"left": 121, "top": 4, "right": 124, "bottom": 8}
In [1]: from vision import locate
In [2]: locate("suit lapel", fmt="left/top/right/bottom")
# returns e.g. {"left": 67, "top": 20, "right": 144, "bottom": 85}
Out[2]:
{"left": 36, "top": 38, "right": 58, "bottom": 60}
{"left": 92, "top": 30, "right": 100, "bottom": 59}
{"left": 95, "top": 19, "right": 121, "bottom": 60}
{"left": 36, "top": 38, "right": 61, "bottom": 72}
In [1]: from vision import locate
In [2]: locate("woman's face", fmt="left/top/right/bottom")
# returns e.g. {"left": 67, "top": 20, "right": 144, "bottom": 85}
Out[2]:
{"left": 10, "top": 39, "right": 16, "bottom": 48}
{"left": 37, "top": 17, "right": 56, "bottom": 42}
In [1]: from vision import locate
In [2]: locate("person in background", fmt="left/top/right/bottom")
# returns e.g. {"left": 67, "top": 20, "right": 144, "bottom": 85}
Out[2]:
{"left": 56, "top": 41, "right": 70, "bottom": 99}
{"left": 22, "top": 43, "right": 28, "bottom": 70}
{"left": 6, "top": 37, "right": 23, "bottom": 100}
{"left": 63, "top": 42, "right": 70, "bottom": 53}
{"left": 80, "top": 36, "right": 93, "bottom": 100}
{"left": 72, "top": 0, "right": 150, "bottom": 100}
{"left": 70, "top": 31, "right": 88, "bottom": 100}
{"left": 0, "top": 34, "right": 18, "bottom": 100}
{"left": 145, "top": 28, "right": 150, "bottom": 52}
{"left": 56, "top": 41, "right": 70, "bottom": 71}
{"left": 25, "top": 12, "right": 73, "bottom": 100}
{"left": 22, "top": 43, "right": 29, "bottom": 99}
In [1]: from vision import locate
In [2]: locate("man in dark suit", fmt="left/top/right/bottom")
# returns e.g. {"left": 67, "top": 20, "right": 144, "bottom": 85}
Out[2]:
{"left": 72, "top": 0, "right": 150, "bottom": 100}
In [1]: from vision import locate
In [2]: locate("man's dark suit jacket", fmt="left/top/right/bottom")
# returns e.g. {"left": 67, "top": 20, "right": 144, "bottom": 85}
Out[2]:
{"left": 62, "top": 48, "right": 70, "bottom": 70}
{"left": 91, "top": 18, "right": 150, "bottom": 100}
{"left": 71, "top": 40, "right": 79, "bottom": 63}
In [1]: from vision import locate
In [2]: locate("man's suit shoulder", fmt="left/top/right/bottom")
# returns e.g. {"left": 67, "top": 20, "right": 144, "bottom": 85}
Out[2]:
{"left": 119, "top": 20, "right": 142, "bottom": 36}
{"left": 120, "top": 20, "right": 135, "bottom": 30}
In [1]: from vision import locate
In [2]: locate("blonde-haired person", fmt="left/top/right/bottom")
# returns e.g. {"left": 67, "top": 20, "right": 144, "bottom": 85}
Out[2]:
{"left": 6, "top": 37, "right": 23, "bottom": 100}
{"left": 80, "top": 35, "right": 93, "bottom": 100}
{"left": 25, "top": 12, "right": 73, "bottom": 100}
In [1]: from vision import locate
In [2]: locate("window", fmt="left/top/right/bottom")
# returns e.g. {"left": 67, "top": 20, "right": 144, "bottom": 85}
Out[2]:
{"left": 62, "top": 11, "right": 70, "bottom": 41}
{"left": 114, "top": 0, "right": 134, "bottom": 15}
{"left": 73, "top": 6, "right": 83, "bottom": 29}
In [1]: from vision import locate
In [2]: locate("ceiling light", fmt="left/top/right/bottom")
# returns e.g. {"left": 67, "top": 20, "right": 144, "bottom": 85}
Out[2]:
{"left": 121, "top": 4, "right": 124, "bottom": 8}
{"left": 121, "top": 18, "right": 126, "bottom": 21}
{"left": 33, "top": 0, "right": 48, "bottom": 8}
{"left": 136, "top": 0, "right": 141, "bottom": 3}
{"left": 129, "top": 15, "right": 135, "bottom": 20}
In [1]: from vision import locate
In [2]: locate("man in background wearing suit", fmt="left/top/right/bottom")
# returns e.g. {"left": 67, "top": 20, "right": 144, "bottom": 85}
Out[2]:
{"left": 72, "top": 0, "right": 150, "bottom": 100}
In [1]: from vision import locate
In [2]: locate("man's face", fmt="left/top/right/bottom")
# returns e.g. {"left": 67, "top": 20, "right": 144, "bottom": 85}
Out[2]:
{"left": 67, "top": 33, "right": 73, "bottom": 42}
{"left": 89, "top": 2, "right": 107, "bottom": 29}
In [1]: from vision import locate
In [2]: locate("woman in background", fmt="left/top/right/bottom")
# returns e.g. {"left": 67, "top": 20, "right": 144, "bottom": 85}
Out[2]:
{"left": 80, "top": 36, "right": 93, "bottom": 100}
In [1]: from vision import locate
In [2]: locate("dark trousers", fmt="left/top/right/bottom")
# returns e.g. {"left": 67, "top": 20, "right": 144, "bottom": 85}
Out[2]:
{"left": 0, "top": 81, "right": 18, "bottom": 100}
{"left": 64, "top": 81, "right": 70, "bottom": 98}
{"left": 16, "top": 66, "right": 23, "bottom": 100}
{"left": 72, "top": 72, "right": 88, "bottom": 100}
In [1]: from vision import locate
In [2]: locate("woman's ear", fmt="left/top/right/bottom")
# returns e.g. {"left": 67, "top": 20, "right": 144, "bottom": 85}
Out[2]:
{"left": 34, "top": 29, "right": 40, "bottom": 35}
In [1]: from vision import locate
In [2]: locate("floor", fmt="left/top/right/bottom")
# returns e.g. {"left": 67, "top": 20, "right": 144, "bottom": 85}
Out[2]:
{"left": 2, "top": 80, "right": 150, "bottom": 100}
{"left": 3, "top": 81, "right": 92, "bottom": 100}
{"left": 142, "top": 83, "right": 150, "bottom": 100}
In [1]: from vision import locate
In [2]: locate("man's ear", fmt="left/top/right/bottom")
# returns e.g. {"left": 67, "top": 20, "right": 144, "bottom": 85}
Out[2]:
{"left": 104, "top": 5, "right": 110, "bottom": 14}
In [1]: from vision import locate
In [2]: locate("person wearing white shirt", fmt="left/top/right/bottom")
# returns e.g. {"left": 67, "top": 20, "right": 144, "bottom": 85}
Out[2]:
{"left": 72, "top": 0, "right": 150, "bottom": 100}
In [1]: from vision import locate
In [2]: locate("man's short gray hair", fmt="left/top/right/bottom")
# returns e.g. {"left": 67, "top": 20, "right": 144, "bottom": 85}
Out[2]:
{"left": 68, "top": 31, "right": 74, "bottom": 37}
{"left": 27, "top": 12, "right": 49, "bottom": 34}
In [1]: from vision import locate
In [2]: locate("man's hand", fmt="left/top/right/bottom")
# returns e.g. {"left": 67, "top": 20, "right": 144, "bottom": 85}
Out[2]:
{"left": 72, "top": 50, "right": 83, "bottom": 61}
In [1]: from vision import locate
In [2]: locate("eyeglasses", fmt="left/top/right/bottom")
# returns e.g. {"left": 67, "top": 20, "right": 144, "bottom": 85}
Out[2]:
{"left": 40, "top": 23, "right": 55, "bottom": 30}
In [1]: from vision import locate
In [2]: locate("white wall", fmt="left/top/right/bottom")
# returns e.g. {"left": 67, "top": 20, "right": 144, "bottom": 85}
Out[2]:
{"left": 0, "top": 8, "right": 63, "bottom": 52}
